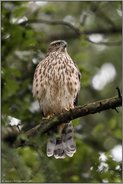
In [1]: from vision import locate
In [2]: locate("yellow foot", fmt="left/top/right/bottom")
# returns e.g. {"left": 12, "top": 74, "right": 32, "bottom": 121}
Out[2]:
{"left": 65, "top": 106, "right": 74, "bottom": 112}
{"left": 42, "top": 114, "right": 54, "bottom": 120}
{"left": 70, "top": 106, "right": 74, "bottom": 110}
{"left": 64, "top": 107, "right": 70, "bottom": 111}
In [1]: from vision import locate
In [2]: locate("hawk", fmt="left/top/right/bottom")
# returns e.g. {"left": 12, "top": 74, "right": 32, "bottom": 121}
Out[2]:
{"left": 32, "top": 40, "right": 81, "bottom": 159}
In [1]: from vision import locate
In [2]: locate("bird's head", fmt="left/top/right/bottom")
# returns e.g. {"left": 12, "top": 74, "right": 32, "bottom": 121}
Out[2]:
{"left": 48, "top": 40, "right": 68, "bottom": 53}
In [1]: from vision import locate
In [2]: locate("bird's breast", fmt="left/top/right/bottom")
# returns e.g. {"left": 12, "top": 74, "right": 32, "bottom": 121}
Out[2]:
{"left": 32, "top": 52, "right": 80, "bottom": 115}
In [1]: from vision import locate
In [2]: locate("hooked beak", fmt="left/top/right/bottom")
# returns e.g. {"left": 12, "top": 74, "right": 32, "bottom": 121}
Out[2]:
{"left": 63, "top": 41, "right": 67, "bottom": 48}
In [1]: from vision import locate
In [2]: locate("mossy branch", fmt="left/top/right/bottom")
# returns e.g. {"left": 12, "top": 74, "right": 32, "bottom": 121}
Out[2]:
{"left": 2, "top": 92, "right": 122, "bottom": 147}
{"left": 26, "top": 95, "right": 122, "bottom": 137}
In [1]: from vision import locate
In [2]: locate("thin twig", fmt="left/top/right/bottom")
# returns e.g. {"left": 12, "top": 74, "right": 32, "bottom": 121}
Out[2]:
{"left": 87, "top": 38, "right": 122, "bottom": 46}
{"left": 20, "top": 19, "right": 81, "bottom": 35}
{"left": 19, "top": 19, "right": 122, "bottom": 36}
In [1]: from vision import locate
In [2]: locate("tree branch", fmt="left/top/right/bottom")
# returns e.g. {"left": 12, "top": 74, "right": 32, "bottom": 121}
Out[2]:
{"left": 28, "top": 19, "right": 81, "bottom": 35}
{"left": 86, "top": 38, "right": 122, "bottom": 46}
{"left": 20, "top": 19, "right": 122, "bottom": 36}
{"left": 26, "top": 95, "right": 122, "bottom": 137}
{"left": 2, "top": 94, "right": 122, "bottom": 148}
{"left": 18, "top": 18, "right": 122, "bottom": 45}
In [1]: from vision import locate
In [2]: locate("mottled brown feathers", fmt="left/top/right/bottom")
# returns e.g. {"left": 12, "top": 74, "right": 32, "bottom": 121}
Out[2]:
{"left": 32, "top": 40, "right": 81, "bottom": 159}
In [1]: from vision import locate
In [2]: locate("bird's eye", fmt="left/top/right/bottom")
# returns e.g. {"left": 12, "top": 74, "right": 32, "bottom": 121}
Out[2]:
{"left": 56, "top": 42, "right": 61, "bottom": 46}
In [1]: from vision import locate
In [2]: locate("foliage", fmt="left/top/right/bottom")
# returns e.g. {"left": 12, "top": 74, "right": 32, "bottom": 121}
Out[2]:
{"left": 1, "top": 1, "right": 122, "bottom": 183}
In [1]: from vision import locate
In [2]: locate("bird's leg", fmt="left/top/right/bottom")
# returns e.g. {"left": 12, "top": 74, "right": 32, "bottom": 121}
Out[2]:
{"left": 64, "top": 104, "right": 74, "bottom": 112}
{"left": 42, "top": 114, "right": 56, "bottom": 136}
{"left": 69, "top": 104, "right": 74, "bottom": 109}
{"left": 64, "top": 107, "right": 70, "bottom": 112}
{"left": 42, "top": 114, "right": 55, "bottom": 120}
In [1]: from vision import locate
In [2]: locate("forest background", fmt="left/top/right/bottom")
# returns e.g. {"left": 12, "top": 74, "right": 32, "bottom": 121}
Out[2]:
{"left": 1, "top": 1, "right": 122, "bottom": 183}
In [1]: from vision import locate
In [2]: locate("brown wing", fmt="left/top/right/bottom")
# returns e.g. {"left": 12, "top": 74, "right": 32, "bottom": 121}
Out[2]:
{"left": 74, "top": 71, "right": 81, "bottom": 106}
{"left": 32, "top": 59, "right": 47, "bottom": 100}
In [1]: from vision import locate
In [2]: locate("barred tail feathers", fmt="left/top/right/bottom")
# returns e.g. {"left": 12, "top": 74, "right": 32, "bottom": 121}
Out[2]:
{"left": 47, "top": 122, "right": 76, "bottom": 159}
{"left": 47, "top": 136, "right": 56, "bottom": 157}
{"left": 62, "top": 122, "right": 76, "bottom": 157}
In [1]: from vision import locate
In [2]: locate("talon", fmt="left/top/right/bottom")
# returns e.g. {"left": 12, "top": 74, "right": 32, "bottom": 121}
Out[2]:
{"left": 42, "top": 115, "right": 53, "bottom": 120}
{"left": 116, "top": 87, "right": 121, "bottom": 98}
{"left": 64, "top": 107, "right": 69, "bottom": 111}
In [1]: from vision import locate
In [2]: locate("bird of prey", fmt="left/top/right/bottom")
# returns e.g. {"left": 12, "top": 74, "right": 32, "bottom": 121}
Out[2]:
{"left": 32, "top": 40, "right": 81, "bottom": 159}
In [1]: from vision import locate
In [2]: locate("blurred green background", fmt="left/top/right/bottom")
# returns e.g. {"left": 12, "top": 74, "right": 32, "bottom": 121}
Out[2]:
{"left": 1, "top": 1, "right": 122, "bottom": 183}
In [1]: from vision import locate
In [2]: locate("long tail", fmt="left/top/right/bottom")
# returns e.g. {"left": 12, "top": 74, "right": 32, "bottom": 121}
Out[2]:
{"left": 47, "top": 122, "right": 76, "bottom": 159}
